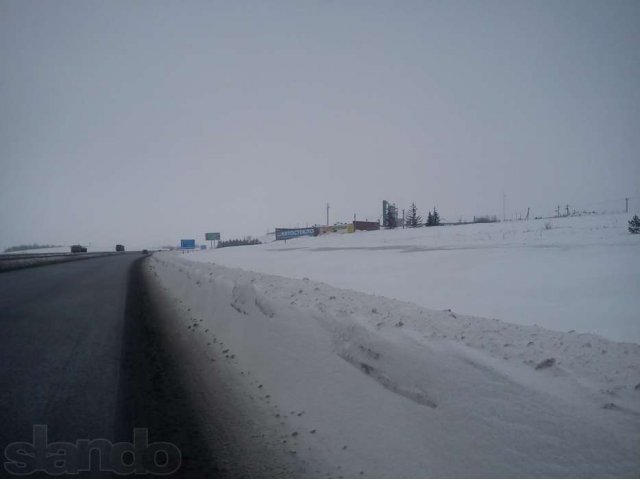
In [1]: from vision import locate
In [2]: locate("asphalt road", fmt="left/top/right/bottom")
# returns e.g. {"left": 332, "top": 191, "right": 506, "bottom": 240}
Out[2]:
{"left": 0, "top": 254, "right": 216, "bottom": 477}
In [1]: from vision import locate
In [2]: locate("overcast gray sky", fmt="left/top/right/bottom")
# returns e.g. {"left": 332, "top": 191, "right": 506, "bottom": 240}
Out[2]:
{"left": 1, "top": 0, "right": 638, "bottom": 249}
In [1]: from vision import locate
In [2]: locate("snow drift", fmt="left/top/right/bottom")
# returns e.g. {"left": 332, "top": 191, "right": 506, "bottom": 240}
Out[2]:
{"left": 147, "top": 252, "right": 640, "bottom": 477}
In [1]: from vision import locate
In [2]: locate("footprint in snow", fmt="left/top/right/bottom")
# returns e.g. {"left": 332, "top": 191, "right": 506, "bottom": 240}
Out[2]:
{"left": 535, "top": 358, "right": 555, "bottom": 370}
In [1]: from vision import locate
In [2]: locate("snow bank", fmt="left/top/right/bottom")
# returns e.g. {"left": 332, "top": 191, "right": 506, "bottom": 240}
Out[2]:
{"left": 148, "top": 252, "right": 640, "bottom": 477}
{"left": 184, "top": 213, "right": 640, "bottom": 343}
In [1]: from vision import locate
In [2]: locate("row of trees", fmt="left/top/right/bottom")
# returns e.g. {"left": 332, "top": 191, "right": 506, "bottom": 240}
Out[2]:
{"left": 217, "top": 237, "right": 262, "bottom": 248}
{"left": 4, "top": 243, "right": 61, "bottom": 253}
{"left": 387, "top": 203, "right": 441, "bottom": 229}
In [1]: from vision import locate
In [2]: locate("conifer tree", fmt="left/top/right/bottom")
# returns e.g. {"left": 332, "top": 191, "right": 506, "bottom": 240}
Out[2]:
{"left": 386, "top": 204, "right": 397, "bottom": 229}
{"left": 406, "top": 202, "right": 422, "bottom": 228}
{"left": 432, "top": 206, "right": 440, "bottom": 226}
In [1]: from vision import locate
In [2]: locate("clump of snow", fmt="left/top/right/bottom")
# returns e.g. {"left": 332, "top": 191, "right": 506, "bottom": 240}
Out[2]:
{"left": 184, "top": 213, "right": 640, "bottom": 343}
{"left": 148, "top": 252, "right": 640, "bottom": 477}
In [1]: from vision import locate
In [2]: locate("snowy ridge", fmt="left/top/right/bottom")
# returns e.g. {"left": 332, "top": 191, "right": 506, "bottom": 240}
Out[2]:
{"left": 149, "top": 252, "right": 639, "bottom": 477}
{"left": 185, "top": 213, "right": 640, "bottom": 343}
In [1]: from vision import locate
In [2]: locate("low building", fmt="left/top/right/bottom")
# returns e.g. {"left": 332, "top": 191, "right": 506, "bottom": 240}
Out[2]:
{"left": 353, "top": 220, "right": 380, "bottom": 231}
{"left": 316, "top": 223, "right": 354, "bottom": 235}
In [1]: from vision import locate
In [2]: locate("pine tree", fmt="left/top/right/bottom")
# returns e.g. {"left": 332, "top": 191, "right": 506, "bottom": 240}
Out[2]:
{"left": 406, "top": 202, "right": 422, "bottom": 228}
{"left": 426, "top": 211, "right": 434, "bottom": 226}
{"left": 432, "top": 206, "right": 440, "bottom": 226}
{"left": 386, "top": 204, "right": 397, "bottom": 229}
{"left": 629, "top": 215, "right": 640, "bottom": 234}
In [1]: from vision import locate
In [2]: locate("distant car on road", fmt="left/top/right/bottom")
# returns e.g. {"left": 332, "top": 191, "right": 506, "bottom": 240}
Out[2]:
{"left": 70, "top": 245, "right": 87, "bottom": 253}
{"left": 116, "top": 244, "right": 125, "bottom": 252}
{"left": 142, "top": 249, "right": 149, "bottom": 255}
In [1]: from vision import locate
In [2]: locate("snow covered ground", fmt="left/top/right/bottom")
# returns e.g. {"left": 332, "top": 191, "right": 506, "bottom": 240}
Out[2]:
{"left": 183, "top": 213, "right": 640, "bottom": 343}
{"left": 149, "top": 213, "right": 640, "bottom": 476}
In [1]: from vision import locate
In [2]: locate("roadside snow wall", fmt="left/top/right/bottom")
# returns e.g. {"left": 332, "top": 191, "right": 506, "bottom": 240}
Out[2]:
{"left": 147, "top": 252, "right": 640, "bottom": 478}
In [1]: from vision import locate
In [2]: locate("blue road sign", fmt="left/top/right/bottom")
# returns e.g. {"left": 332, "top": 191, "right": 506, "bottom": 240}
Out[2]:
{"left": 275, "top": 227, "right": 317, "bottom": 241}
{"left": 180, "top": 239, "right": 196, "bottom": 249}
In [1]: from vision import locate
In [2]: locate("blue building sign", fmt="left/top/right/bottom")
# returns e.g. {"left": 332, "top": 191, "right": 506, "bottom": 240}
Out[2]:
{"left": 275, "top": 227, "right": 317, "bottom": 241}
{"left": 180, "top": 239, "right": 196, "bottom": 249}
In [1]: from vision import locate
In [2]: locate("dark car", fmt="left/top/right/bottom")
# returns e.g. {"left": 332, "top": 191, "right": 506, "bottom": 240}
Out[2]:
{"left": 70, "top": 245, "right": 87, "bottom": 253}
{"left": 116, "top": 244, "right": 125, "bottom": 252}
{"left": 142, "top": 249, "right": 149, "bottom": 255}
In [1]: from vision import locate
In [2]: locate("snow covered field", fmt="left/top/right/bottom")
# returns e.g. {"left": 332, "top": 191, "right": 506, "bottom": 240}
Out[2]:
{"left": 183, "top": 213, "right": 640, "bottom": 343}
{"left": 151, "top": 214, "right": 639, "bottom": 476}
{"left": 148, "top": 247, "right": 640, "bottom": 477}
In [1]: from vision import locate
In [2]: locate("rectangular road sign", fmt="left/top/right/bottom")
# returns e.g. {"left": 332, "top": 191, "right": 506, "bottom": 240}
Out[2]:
{"left": 180, "top": 239, "right": 196, "bottom": 249}
{"left": 205, "top": 232, "right": 220, "bottom": 241}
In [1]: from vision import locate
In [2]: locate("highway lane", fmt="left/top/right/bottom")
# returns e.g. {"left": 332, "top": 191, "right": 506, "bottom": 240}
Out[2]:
{"left": 0, "top": 254, "right": 216, "bottom": 476}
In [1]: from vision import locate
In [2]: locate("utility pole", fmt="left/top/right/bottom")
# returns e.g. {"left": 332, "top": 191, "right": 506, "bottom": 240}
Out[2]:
{"left": 566, "top": 204, "right": 570, "bottom": 217}
{"left": 626, "top": 197, "right": 629, "bottom": 213}
{"left": 556, "top": 205, "right": 560, "bottom": 217}
{"left": 326, "top": 203, "right": 330, "bottom": 227}
{"left": 402, "top": 209, "right": 405, "bottom": 229}
{"left": 502, "top": 191, "right": 506, "bottom": 222}
{"left": 526, "top": 207, "right": 530, "bottom": 221}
